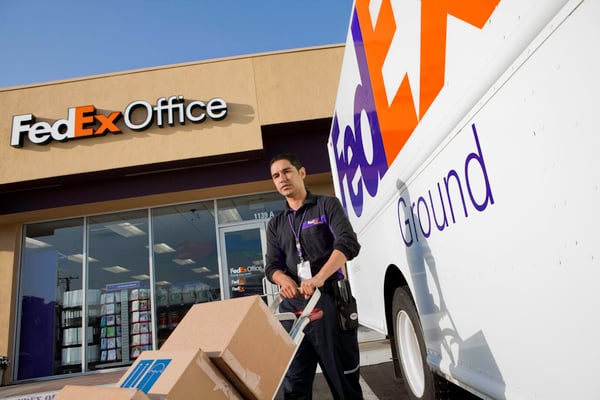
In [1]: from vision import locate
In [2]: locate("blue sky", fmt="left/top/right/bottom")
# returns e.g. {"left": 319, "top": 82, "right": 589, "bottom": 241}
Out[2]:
{"left": 0, "top": 1, "right": 353, "bottom": 88}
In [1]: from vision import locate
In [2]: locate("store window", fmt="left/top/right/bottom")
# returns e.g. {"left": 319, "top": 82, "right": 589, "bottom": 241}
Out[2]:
{"left": 151, "top": 201, "right": 219, "bottom": 347}
{"left": 17, "top": 218, "right": 84, "bottom": 379}
{"left": 14, "top": 192, "right": 285, "bottom": 381}
{"left": 217, "top": 193, "right": 284, "bottom": 300}
{"left": 86, "top": 210, "right": 151, "bottom": 371}
{"left": 217, "top": 192, "right": 283, "bottom": 224}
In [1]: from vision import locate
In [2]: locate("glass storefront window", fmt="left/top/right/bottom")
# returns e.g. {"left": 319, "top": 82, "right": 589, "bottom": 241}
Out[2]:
{"left": 14, "top": 191, "right": 285, "bottom": 381}
{"left": 17, "top": 218, "right": 84, "bottom": 379}
{"left": 219, "top": 222, "right": 268, "bottom": 300}
{"left": 217, "top": 193, "right": 284, "bottom": 302}
{"left": 151, "top": 201, "right": 219, "bottom": 347}
{"left": 217, "top": 192, "right": 284, "bottom": 224}
{"left": 87, "top": 210, "right": 151, "bottom": 370}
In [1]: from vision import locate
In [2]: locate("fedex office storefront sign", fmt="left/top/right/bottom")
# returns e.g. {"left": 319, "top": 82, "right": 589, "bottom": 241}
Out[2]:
{"left": 10, "top": 95, "right": 227, "bottom": 148}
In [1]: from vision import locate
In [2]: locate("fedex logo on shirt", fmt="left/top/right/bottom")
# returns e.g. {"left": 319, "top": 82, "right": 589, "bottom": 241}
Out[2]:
{"left": 330, "top": 0, "right": 500, "bottom": 217}
{"left": 303, "top": 215, "right": 327, "bottom": 229}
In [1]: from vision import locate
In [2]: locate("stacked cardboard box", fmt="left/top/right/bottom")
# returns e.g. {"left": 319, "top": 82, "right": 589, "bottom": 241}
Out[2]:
{"left": 54, "top": 295, "right": 296, "bottom": 400}
{"left": 161, "top": 295, "right": 296, "bottom": 399}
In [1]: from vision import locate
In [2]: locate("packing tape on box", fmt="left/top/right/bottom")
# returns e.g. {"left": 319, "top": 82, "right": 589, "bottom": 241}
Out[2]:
{"left": 196, "top": 354, "right": 242, "bottom": 400}
{"left": 221, "top": 349, "right": 262, "bottom": 397}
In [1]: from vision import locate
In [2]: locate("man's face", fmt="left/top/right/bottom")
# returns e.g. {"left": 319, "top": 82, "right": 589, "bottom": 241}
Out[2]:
{"left": 270, "top": 159, "right": 306, "bottom": 198}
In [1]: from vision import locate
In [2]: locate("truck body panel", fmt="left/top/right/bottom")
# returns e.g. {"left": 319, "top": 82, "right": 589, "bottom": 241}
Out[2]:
{"left": 329, "top": 0, "right": 599, "bottom": 398}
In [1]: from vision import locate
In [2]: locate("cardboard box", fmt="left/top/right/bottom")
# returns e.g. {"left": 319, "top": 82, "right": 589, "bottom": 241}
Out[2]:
{"left": 55, "top": 385, "right": 151, "bottom": 400}
{"left": 161, "top": 295, "right": 296, "bottom": 400}
{"left": 118, "top": 349, "right": 242, "bottom": 399}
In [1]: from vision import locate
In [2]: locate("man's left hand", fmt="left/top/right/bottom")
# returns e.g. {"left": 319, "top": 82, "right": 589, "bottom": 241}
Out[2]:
{"left": 300, "top": 277, "right": 324, "bottom": 299}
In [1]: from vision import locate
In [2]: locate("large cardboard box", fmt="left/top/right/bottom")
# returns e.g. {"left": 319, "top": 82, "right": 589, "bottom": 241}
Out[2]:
{"left": 55, "top": 385, "right": 151, "bottom": 400}
{"left": 161, "top": 295, "right": 296, "bottom": 400}
{"left": 118, "top": 349, "right": 242, "bottom": 399}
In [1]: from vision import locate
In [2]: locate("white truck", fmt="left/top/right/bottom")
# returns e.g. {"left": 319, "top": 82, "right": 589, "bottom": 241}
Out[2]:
{"left": 328, "top": 0, "right": 600, "bottom": 399}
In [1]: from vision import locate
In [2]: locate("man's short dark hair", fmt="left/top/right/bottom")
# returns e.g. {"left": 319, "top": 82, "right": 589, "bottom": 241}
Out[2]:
{"left": 270, "top": 153, "right": 303, "bottom": 170}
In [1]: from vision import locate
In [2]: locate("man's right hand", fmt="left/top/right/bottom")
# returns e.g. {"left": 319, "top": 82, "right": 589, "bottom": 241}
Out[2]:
{"left": 272, "top": 270, "right": 300, "bottom": 299}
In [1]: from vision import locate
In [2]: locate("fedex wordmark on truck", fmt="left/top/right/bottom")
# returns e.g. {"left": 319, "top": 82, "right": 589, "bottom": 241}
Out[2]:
{"left": 328, "top": 0, "right": 599, "bottom": 399}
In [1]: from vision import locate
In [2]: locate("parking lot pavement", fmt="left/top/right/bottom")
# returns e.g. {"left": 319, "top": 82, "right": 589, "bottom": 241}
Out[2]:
{"left": 274, "top": 337, "right": 405, "bottom": 400}
{"left": 275, "top": 337, "right": 481, "bottom": 400}
{"left": 289, "top": 361, "right": 481, "bottom": 400}
{"left": 360, "top": 361, "right": 408, "bottom": 400}
{"left": 274, "top": 361, "right": 405, "bottom": 400}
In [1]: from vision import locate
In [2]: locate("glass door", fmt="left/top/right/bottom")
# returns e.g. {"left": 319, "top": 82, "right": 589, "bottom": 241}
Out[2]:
{"left": 219, "top": 222, "right": 272, "bottom": 300}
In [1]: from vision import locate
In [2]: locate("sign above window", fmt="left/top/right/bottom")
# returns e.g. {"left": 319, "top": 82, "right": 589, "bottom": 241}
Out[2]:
{"left": 10, "top": 95, "right": 228, "bottom": 148}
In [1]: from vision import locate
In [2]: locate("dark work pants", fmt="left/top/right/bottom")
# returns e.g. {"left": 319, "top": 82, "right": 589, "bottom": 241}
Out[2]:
{"left": 279, "top": 290, "right": 363, "bottom": 400}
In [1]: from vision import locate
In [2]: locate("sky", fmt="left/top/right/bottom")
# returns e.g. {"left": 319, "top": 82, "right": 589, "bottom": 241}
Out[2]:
{"left": 0, "top": 1, "right": 354, "bottom": 89}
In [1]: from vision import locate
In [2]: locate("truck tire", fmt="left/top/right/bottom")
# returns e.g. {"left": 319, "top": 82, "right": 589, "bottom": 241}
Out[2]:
{"left": 392, "top": 286, "right": 449, "bottom": 400}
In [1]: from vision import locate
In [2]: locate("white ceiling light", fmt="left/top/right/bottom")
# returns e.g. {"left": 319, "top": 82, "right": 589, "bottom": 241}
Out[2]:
{"left": 25, "top": 237, "right": 52, "bottom": 249}
{"left": 147, "top": 243, "right": 176, "bottom": 253}
{"left": 131, "top": 274, "right": 150, "bottom": 280}
{"left": 173, "top": 258, "right": 195, "bottom": 266}
{"left": 105, "top": 222, "right": 146, "bottom": 237}
{"left": 67, "top": 254, "right": 99, "bottom": 263}
{"left": 217, "top": 209, "right": 243, "bottom": 223}
{"left": 191, "top": 266, "right": 210, "bottom": 273}
{"left": 103, "top": 265, "right": 130, "bottom": 273}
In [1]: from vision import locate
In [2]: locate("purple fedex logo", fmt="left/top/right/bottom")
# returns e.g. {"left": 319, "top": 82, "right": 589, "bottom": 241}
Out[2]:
{"left": 330, "top": 10, "right": 389, "bottom": 219}
{"left": 330, "top": 1, "right": 500, "bottom": 221}
{"left": 330, "top": 7, "right": 495, "bottom": 246}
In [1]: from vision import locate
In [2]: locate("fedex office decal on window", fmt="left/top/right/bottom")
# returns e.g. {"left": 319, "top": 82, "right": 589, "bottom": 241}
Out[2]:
{"left": 10, "top": 95, "right": 227, "bottom": 148}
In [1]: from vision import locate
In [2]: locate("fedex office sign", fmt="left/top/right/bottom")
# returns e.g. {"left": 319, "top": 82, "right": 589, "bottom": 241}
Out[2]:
{"left": 10, "top": 95, "right": 227, "bottom": 148}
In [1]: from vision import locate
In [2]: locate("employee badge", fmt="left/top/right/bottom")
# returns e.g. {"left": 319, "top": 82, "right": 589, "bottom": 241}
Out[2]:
{"left": 297, "top": 260, "right": 312, "bottom": 282}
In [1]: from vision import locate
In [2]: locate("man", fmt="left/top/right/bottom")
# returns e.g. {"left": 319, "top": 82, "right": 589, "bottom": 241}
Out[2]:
{"left": 265, "top": 153, "right": 363, "bottom": 399}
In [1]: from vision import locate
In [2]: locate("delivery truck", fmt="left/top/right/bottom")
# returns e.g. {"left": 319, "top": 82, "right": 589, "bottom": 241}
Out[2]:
{"left": 328, "top": 0, "right": 600, "bottom": 399}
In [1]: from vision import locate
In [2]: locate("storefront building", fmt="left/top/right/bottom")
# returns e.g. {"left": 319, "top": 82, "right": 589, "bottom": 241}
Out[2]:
{"left": 0, "top": 45, "right": 344, "bottom": 384}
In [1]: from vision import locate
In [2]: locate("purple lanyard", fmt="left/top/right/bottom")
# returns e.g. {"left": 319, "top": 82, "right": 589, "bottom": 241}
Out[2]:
{"left": 288, "top": 209, "right": 308, "bottom": 263}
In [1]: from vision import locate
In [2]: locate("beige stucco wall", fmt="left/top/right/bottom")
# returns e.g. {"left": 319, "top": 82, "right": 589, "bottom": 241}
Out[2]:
{"left": 253, "top": 46, "right": 343, "bottom": 125}
{"left": 0, "top": 45, "right": 343, "bottom": 186}
{"left": 0, "top": 57, "right": 259, "bottom": 185}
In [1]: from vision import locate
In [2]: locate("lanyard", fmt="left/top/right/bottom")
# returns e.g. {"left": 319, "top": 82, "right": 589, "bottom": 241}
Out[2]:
{"left": 287, "top": 209, "right": 308, "bottom": 263}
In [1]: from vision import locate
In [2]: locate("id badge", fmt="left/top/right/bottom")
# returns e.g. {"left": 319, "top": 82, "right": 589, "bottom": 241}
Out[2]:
{"left": 297, "top": 260, "right": 312, "bottom": 282}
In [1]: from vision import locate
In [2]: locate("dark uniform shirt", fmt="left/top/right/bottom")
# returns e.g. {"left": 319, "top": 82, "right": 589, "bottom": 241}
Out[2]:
{"left": 265, "top": 191, "right": 360, "bottom": 285}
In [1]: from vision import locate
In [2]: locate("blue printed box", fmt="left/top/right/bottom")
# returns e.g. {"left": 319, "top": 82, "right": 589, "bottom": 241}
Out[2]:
{"left": 118, "top": 349, "right": 241, "bottom": 400}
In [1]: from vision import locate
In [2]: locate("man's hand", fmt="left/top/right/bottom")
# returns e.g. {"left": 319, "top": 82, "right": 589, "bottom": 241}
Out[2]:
{"left": 300, "top": 276, "right": 325, "bottom": 299}
{"left": 273, "top": 270, "right": 301, "bottom": 299}
{"left": 298, "top": 250, "right": 348, "bottom": 299}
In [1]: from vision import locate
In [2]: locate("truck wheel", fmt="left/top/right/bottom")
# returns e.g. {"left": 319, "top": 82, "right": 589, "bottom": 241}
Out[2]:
{"left": 392, "top": 286, "right": 443, "bottom": 400}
